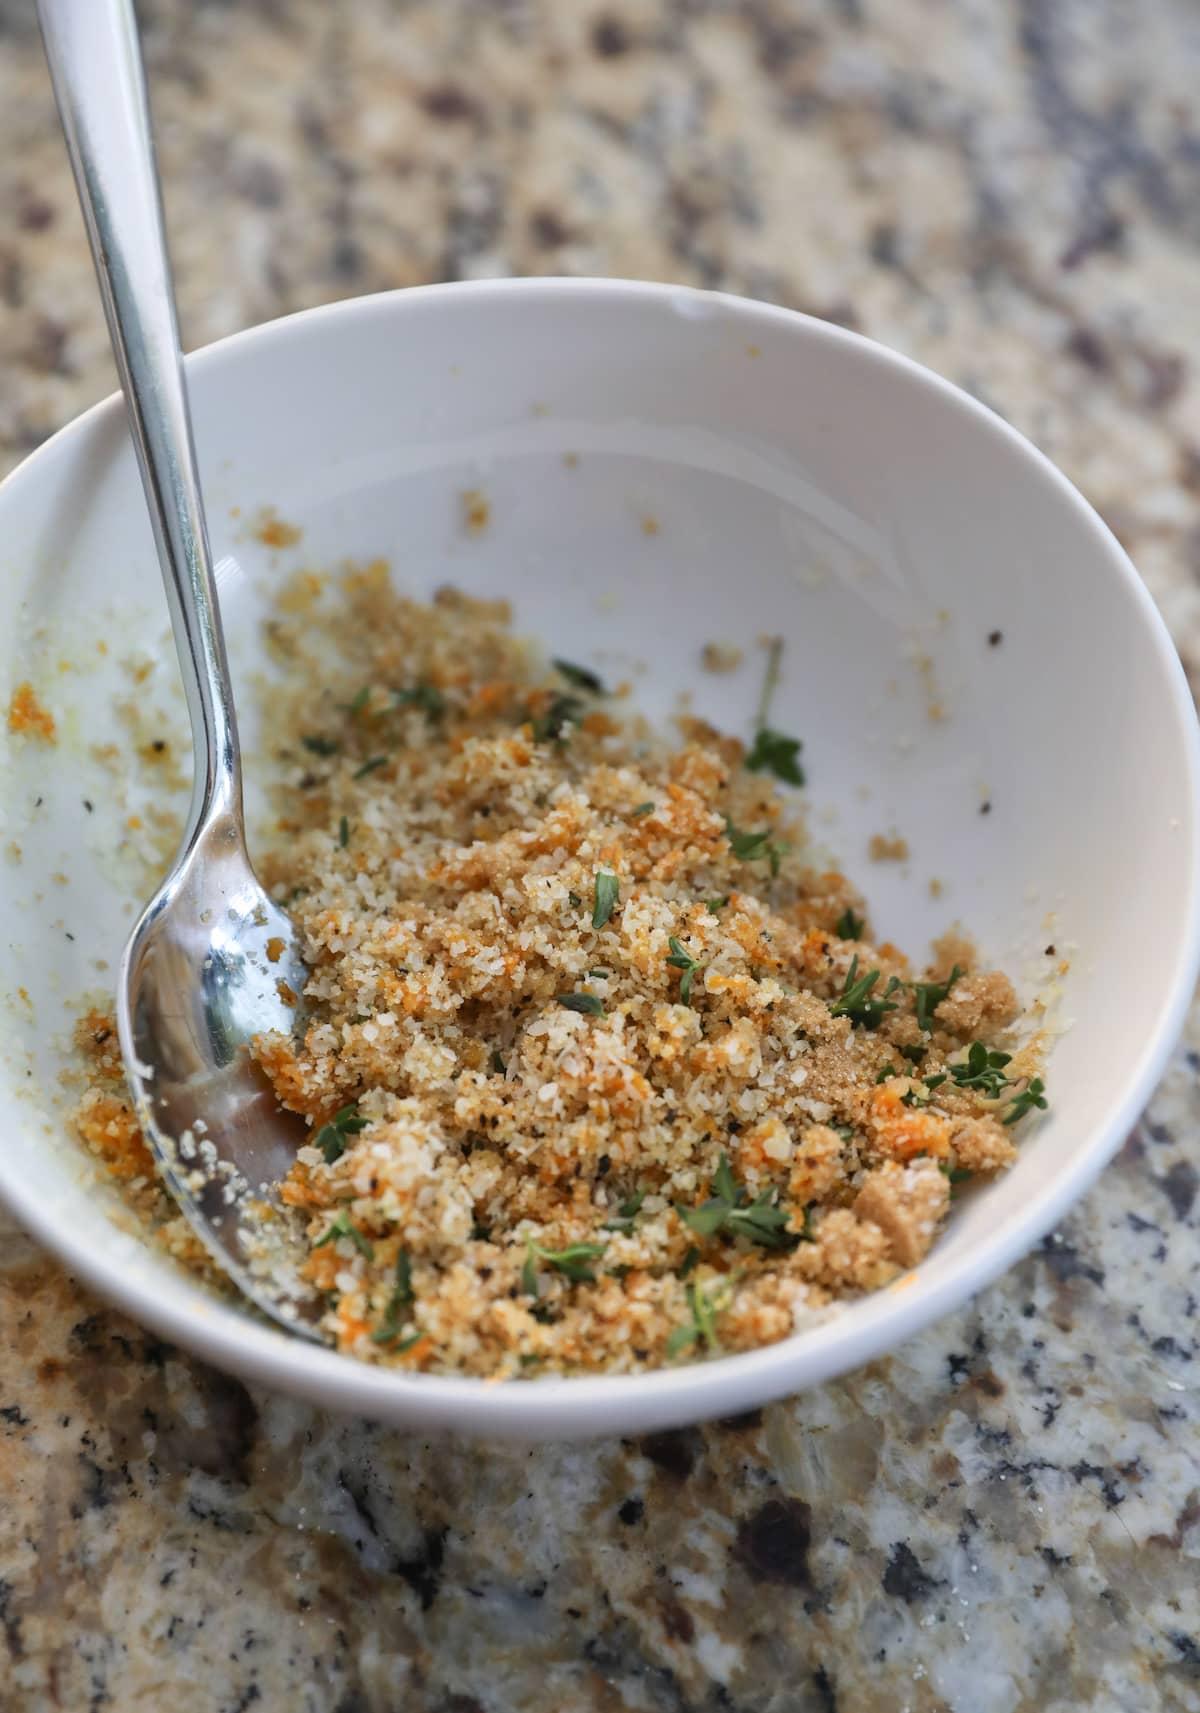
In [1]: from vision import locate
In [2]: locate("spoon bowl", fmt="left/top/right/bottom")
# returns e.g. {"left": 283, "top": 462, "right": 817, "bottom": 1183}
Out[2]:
{"left": 118, "top": 812, "right": 313, "bottom": 1321}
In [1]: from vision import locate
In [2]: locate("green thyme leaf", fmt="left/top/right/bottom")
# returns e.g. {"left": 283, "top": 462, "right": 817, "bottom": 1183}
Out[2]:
{"left": 834, "top": 907, "right": 865, "bottom": 941}
{"left": 343, "top": 686, "right": 371, "bottom": 716}
{"left": 630, "top": 801, "right": 656, "bottom": 819}
{"left": 745, "top": 727, "right": 805, "bottom": 786}
{"left": 523, "top": 1237, "right": 608, "bottom": 1295}
{"left": 667, "top": 1277, "right": 735, "bottom": 1357}
{"left": 315, "top": 1102, "right": 368, "bottom": 1164}
{"left": 393, "top": 681, "right": 445, "bottom": 721}
{"left": 338, "top": 815, "right": 350, "bottom": 848}
{"left": 724, "top": 816, "right": 785, "bottom": 876}
{"left": 912, "top": 965, "right": 964, "bottom": 1033}
{"left": 665, "top": 935, "right": 703, "bottom": 1005}
{"left": 706, "top": 896, "right": 730, "bottom": 914}
{"left": 676, "top": 1153, "right": 794, "bottom": 1250}
{"left": 1003, "top": 1077, "right": 1048, "bottom": 1126}
{"left": 567, "top": 891, "right": 582, "bottom": 908}
{"left": 743, "top": 636, "right": 805, "bottom": 785}
{"left": 592, "top": 870, "right": 619, "bottom": 931}
{"left": 353, "top": 755, "right": 389, "bottom": 780}
{"left": 313, "top": 1210, "right": 374, "bottom": 1259}
{"left": 558, "top": 991, "right": 605, "bottom": 1016}
{"left": 301, "top": 735, "right": 339, "bottom": 756}
{"left": 902, "top": 1073, "right": 948, "bottom": 1109}
{"left": 553, "top": 658, "right": 607, "bottom": 695}
{"left": 950, "top": 1041, "right": 1013, "bottom": 1097}
{"left": 602, "top": 1190, "right": 645, "bottom": 1233}
{"left": 830, "top": 954, "right": 902, "bottom": 1027}
{"left": 370, "top": 1250, "right": 416, "bottom": 1344}
{"left": 531, "top": 692, "right": 584, "bottom": 743}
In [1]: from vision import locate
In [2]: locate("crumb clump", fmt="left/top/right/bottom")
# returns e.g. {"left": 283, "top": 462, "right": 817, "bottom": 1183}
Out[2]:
{"left": 254, "top": 510, "right": 303, "bottom": 549}
{"left": 869, "top": 832, "right": 909, "bottom": 863}
{"left": 7, "top": 681, "right": 56, "bottom": 742}
{"left": 702, "top": 642, "right": 744, "bottom": 674}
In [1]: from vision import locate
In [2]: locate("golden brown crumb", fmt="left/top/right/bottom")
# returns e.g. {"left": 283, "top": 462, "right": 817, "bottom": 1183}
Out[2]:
{"left": 853, "top": 1160, "right": 950, "bottom": 1267}
{"left": 934, "top": 971, "right": 1019, "bottom": 1039}
{"left": 948, "top": 1115, "right": 1018, "bottom": 1175}
{"left": 701, "top": 642, "right": 744, "bottom": 674}
{"left": 461, "top": 488, "right": 490, "bottom": 534}
{"left": 869, "top": 832, "right": 909, "bottom": 863}
{"left": 796, "top": 1209, "right": 896, "bottom": 1293}
{"left": 641, "top": 515, "right": 660, "bottom": 536}
{"left": 7, "top": 681, "right": 56, "bottom": 742}
{"left": 254, "top": 509, "right": 303, "bottom": 549}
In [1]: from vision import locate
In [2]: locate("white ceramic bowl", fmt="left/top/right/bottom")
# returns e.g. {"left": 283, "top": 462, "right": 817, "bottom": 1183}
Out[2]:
{"left": 2, "top": 280, "right": 1197, "bottom": 1438}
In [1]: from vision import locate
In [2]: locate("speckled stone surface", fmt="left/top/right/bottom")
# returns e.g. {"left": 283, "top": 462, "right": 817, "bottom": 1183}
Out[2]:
{"left": 2, "top": 2, "right": 1200, "bottom": 1708}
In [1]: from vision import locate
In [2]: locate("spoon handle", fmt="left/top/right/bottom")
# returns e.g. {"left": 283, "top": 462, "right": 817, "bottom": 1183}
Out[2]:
{"left": 37, "top": 0, "right": 242, "bottom": 845}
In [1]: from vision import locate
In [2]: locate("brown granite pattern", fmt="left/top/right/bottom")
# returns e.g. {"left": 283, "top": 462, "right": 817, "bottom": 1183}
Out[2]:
{"left": 2, "top": 1, "right": 1200, "bottom": 1708}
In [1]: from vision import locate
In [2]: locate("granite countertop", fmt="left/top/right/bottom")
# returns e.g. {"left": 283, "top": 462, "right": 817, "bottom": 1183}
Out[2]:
{"left": 2, "top": 2, "right": 1200, "bottom": 1708}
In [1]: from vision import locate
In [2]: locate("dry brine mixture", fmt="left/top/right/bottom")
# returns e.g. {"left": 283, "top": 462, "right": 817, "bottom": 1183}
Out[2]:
{"left": 75, "top": 563, "right": 1047, "bottom": 1378}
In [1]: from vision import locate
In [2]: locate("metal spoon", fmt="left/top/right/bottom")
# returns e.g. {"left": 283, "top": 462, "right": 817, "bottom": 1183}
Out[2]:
{"left": 39, "top": 0, "right": 317, "bottom": 1331}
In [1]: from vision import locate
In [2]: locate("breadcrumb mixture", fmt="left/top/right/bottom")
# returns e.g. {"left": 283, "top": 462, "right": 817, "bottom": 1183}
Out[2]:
{"left": 73, "top": 563, "right": 1046, "bottom": 1379}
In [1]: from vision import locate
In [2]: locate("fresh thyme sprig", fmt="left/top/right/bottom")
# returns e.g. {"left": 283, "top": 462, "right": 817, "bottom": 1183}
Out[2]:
{"left": 312, "top": 1209, "right": 374, "bottom": 1259}
{"left": 522, "top": 1239, "right": 608, "bottom": 1297}
{"left": 725, "top": 816, "right": 785, "bottom": 877}
{"left": 370, "top": 1250, "right": 420, "bottom": 1346}
{"left": 666, "top": 935, "right": 703, "bottom": 1005}
{"left": 676, "top": 1155, "right": 794, "bottom": 1249}
{"left": 950, "top": 1041, "right": 1013, "bottom": 1097}
{"left": 744, "top": 636, "right": 805, "bottom": 786}
{"left": 1003, "top": 1077, "right": 1048, "bottom": 1126}
{"left": 830, "top": 955, "right": 902, "bottom": 1027}
{"left": 666, "top": 1276, "right": 737, "bottom": 1357}
{"left": 314, "top": 1102, "right": 368, "bottom": 1164}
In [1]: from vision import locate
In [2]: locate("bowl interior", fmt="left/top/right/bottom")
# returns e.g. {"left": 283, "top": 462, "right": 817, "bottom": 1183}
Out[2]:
{"left": 1, "top": 281, "right": 1195, "bottom": 1435}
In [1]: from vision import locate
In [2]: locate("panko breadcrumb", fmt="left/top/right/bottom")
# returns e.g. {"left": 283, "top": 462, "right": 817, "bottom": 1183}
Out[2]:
{"left": 74, "top": 563, "right": 1045, "bottom": 1380}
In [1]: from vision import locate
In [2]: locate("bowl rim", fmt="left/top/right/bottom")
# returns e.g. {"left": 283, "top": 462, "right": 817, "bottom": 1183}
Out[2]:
{"left": 4, "top": 275, "right": 1198, "bottom": 1435}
